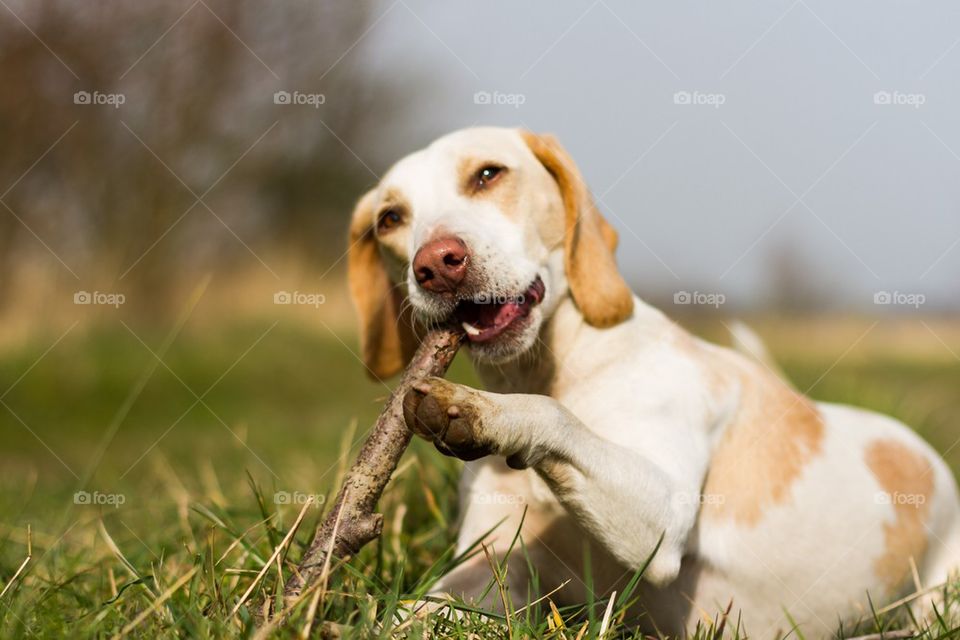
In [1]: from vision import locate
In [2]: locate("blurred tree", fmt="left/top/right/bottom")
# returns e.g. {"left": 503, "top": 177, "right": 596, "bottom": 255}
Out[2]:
{"left": 0, "top": 0, "right": 419, "bottom": 314}
{"left": 764, "top": 239, "right": 829, "bottom": 312}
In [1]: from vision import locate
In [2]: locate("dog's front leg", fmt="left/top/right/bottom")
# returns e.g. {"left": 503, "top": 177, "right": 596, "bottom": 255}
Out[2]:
{"left": 403, "top": 377, "right": 703, "bottom": 586}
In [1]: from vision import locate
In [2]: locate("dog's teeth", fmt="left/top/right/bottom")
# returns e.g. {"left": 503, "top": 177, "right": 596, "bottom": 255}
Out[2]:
{"left": 461, "top": 322, "right": 481, "bottom": 336}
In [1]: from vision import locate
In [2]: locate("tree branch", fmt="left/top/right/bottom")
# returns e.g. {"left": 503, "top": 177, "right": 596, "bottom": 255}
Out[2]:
{"left": 280, "top": 326, "right": 464, "bottom": 604}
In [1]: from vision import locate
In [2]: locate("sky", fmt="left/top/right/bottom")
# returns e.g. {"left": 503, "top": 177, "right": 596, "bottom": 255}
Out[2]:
{"left": 346, "top": 0, "right": 960, "bottom": 311}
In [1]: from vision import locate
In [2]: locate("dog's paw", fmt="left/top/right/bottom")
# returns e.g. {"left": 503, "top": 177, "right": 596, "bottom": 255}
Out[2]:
{"left": 402, "top": 377, "right": 495, "bottom": 461}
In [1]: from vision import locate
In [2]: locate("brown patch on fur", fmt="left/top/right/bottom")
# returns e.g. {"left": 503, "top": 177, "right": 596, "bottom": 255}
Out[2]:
{"left": 347, "top": 188, "right": 418, "bottom": 379}
{"left": 521, "top": 131, "right": 633, "bottom": 328}
{"left": 456, "top": 156, "right": 479, "bottom": 194}
{"left": 379, "top": 187, "right": 410, "bottom": 215}
{"left": 865, "top": 439, "right": 934, "bottom": 592}
{"left": 672, "top": 332, "right": 730, "bottom": 397}
{"left": 701, "top": 363, "right": 825, "bottom": 526}
{"left": 456, "top": 156, "right": 520, "bottom": 219}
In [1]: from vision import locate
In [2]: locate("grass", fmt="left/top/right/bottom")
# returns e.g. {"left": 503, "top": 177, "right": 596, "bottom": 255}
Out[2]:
{"left": 1, "top": 315, "right": 959, "bottom": 638}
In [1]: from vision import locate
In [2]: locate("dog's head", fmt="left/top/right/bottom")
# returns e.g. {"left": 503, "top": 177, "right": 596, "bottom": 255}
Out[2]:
{"left": 348, "top": 127, "right": 634, "bottom": 378}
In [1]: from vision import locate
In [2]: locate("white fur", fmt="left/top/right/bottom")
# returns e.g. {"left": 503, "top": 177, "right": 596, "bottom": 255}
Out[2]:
{"left": 369, "top": 127, "right": 960, "bottom": 638}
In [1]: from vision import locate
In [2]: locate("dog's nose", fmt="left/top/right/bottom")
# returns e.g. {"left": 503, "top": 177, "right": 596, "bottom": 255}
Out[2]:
{"left": 413, "top": 236, "right": 468, "bottom": 293}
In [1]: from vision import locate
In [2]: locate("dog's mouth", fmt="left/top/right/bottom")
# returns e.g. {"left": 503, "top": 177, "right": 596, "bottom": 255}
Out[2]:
{"left": 453, "top": 277, "right": 545, "bottom": 344}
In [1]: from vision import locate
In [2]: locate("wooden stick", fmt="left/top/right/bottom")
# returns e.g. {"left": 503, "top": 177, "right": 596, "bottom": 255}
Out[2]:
{"left": 279, "top": 326, "right": 464, "bottom": 606}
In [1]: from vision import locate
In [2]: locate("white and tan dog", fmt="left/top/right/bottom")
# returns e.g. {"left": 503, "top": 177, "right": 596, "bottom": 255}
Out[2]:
{"left": 346, "top": 127, "right": 960, "bottom": 637}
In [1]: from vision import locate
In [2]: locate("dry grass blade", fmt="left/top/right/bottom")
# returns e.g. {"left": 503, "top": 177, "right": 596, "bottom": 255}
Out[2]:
{"left": 215, "top": 516, "right": 276, "bottom": 567}
{"left": 230, "top": 497, "right": 314, "bottom": 617}
{"left": 844, "top": 631, "right": 916, "bottom": 640}
{"left": 316, "top": 488, "right": 347, "bottom": 607}
{"left": 548, "top": 599, "right": 565, "bottom": 631}
{"left": 574, "top": 620, "right": 589, "bottom": 640}
{"left": 251, "top": 489, "right": 351, "bottom": 638}
{"left": 99, "top": 521, "right": 157, "bottom": 598}
{"left": 251, "top": 577, "right": 329, "bottom": 640}
{"left": 598, "top": 590, "right": 616, "bottom": 639}
{"left": 877, "top": 581, "right": 948, "bottom": 615}
{"left": 301, "top": 581, "right": 324, "bottom": 639}
{"left": 113, "top": 566, "right": 199, "bottom": 639}
{"left": 710, "top": 599, "right": 734, "bottom": 640}
{"left": 514, "top": 579, "right": 571, "bottom": 616}
{"left": 0, "top": 525, "right": 31, "bottom": 600}
{"left": 483, "top": 543, "right": 513, "bottom": 637}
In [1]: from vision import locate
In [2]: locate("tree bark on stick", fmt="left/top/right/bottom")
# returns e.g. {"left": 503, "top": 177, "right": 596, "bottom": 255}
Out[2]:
{"left": 281, "top": 326, "right": 464, "bottom": 603}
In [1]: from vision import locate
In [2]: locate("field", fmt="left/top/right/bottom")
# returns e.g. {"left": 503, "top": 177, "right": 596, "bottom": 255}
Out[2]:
{"left": 1, "top": 307, "right": 959, "bottom": 638}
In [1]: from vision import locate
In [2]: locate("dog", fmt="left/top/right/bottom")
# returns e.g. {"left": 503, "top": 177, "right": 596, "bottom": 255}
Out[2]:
{"left": 346, "top": 127, "right": 960, "bottom": 637}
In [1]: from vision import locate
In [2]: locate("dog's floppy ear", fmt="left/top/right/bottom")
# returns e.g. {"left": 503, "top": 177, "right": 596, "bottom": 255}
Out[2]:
{"left": 521, "top": 131, "right": 634, "bottom": 327}
{"left": 347, "top": 189, "right": 418, "bottom": 379}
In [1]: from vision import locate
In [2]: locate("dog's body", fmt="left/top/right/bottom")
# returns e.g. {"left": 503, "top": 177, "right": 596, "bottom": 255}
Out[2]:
{"left": 347, "top": 127, "right": 960, "bottom": 637}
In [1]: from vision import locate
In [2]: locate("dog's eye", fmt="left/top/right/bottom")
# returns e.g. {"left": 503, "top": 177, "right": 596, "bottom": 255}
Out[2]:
{"left": 377, "top": 208, "right": 404, "bottom": 232}
{"left": 474, "top": 165, "right": 505, "bottom": 189}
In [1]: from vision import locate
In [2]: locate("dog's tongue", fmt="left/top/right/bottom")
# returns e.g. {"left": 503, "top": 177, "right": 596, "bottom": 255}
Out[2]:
{"left": 454, "top": 277, "right": 544, "bottom": 343}
{"left": 455, "top": 299, "right": 525, "bottom": 343}
{"left": 475, "top": 300, "right": 522, "bottom": 327}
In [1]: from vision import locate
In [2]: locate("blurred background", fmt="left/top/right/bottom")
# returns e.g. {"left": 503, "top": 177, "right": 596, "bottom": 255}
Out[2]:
{"left": 0, "top": 0, "right": 958, "bottom": 599}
